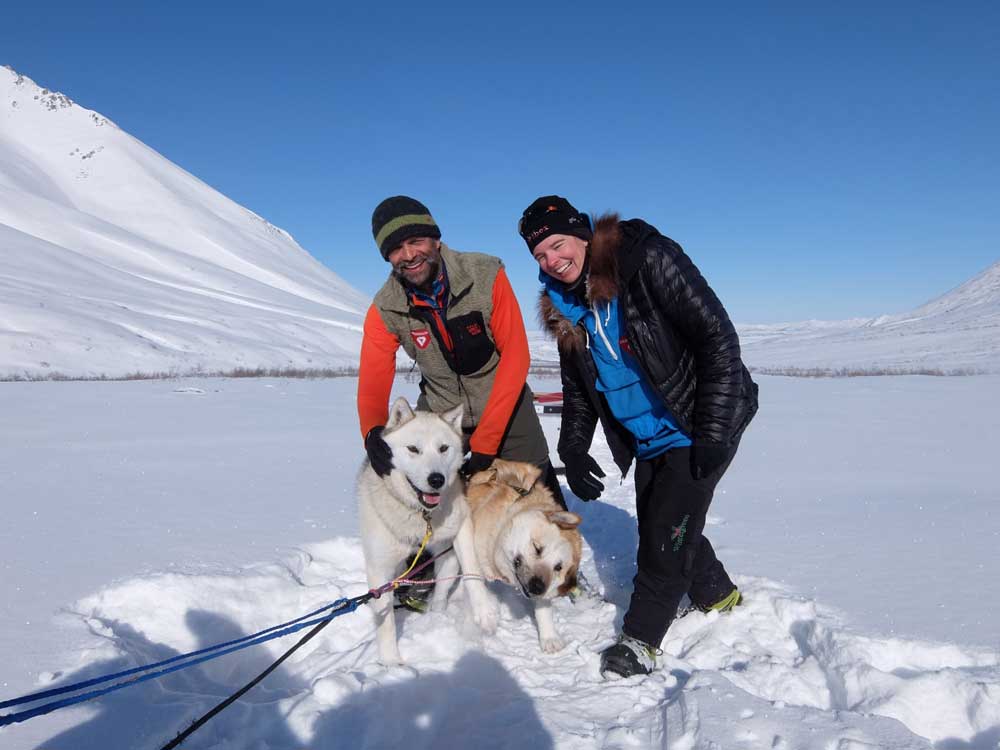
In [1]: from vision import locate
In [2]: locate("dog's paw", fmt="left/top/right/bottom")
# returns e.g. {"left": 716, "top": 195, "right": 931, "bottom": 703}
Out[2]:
{"left": 429, "top": 592, "right": 450, "bottom": 613}
{"left": 377, "top": 651, "right": 403, "bottom": 667}
{"left": 539, "top": 635, "right": 566, "bottom": 653}
{"left": 471, "top": 600, "right": 499, "bottom": 634}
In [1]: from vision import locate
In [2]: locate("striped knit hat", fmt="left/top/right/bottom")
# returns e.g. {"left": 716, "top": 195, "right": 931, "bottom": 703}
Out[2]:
{"left": 371, "top": 196, "right": 441, "bottom": 259}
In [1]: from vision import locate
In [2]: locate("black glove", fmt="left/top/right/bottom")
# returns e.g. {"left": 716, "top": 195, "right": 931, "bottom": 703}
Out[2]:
{"left": 563, "top": 453, "right": 605, "bottom": 501}
{"left": 461, "top": 452, "right": 495, "bottom": 479}
{"left": 365, "top": 426, "right": 393, "bottom": 477}
{"left": 690, "top": 441, "right": 729, "bottom": 480}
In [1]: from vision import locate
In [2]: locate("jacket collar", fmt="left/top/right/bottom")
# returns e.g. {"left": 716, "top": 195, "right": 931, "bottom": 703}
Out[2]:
{"left": 585, "top": 214, "right": 623, "bottom": 305}
{"left": 378, "top": 243, "right": 470, "bottom": 313}
{"left": 537, "top": 213, "right": 663, "bottom": 351}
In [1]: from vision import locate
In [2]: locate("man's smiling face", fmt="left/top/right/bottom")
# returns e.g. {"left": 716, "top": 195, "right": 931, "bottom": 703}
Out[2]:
{"left": 388, "top": 236, "right": 442, "bottom": 290}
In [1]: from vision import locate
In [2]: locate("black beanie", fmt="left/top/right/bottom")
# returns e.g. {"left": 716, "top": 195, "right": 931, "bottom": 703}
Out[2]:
{"left": 371, "top": 196, "right": 442, "bottom": 259}
{"left": 518, "top": 195, "right": 592, "bottom": 252}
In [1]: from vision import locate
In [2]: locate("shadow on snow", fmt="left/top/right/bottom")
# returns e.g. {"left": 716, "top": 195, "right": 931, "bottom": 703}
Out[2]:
{"left": 569, "top": 493, "right": 637, "bottom": 614}
{"left": 34, "top": 611, "right": 552, "bottom": 749}
{"left": 311, "top": 650, "right": 553, "bottom": 749}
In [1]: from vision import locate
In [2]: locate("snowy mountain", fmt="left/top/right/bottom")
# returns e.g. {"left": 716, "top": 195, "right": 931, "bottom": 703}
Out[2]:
{"left": 3, "top": 64, "right": 996, "bottom": 381}
{"left": 738, "top": 261, "right": 1000, "bottom": 374}
{"left": 0, "top": 66, "right": 370, "bottom": 379}
{"left": 529, "top": 261, "right": 1000, "bottom": 374}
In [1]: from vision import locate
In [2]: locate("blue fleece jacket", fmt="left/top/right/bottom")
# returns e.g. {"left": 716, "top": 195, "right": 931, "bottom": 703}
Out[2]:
{"left": 543, "top": 275, "right": 691, "bottom": 459}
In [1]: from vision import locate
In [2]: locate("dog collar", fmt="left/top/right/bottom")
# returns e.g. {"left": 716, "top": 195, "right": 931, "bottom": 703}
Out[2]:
{"left": 504, "top": 478, "right": 537, "bottom": 499}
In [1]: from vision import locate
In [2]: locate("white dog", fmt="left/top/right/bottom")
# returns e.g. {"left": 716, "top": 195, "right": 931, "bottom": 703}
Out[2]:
{"left": 466, "top": 460, "right": 583, "bottom": 653}
{"left": 357, "top": 397, "right": 498, "bottom": 664}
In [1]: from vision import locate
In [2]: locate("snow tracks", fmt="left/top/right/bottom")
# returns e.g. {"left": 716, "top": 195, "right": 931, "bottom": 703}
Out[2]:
{"left": 19, "top": 537, "right": 998, "bottom": 749}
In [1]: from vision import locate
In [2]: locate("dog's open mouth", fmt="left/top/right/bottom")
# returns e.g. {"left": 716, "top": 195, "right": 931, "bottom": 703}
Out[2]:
{"left": 407, "top": 479, "right": 441, "bottom": 510}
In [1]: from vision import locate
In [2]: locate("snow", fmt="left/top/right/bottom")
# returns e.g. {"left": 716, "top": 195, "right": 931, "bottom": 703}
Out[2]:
{"left": 2, "top": 374, "right": 998, "bottom": 749}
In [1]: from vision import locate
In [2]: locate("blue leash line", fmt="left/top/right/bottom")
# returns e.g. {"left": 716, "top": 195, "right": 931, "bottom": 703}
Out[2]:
{"left": 0, "top": 596, "right": 353, "bottom": 711}
{"left": 0, "top": 596, "right": 365, "bottom": 728}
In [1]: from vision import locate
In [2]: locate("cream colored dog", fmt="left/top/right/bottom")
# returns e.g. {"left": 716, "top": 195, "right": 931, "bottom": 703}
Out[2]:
{"left": 358, "top": 398, "right": 497, "bottom": 665}
{"left": 466, "top": 459, "right": 583, "bottom": 653}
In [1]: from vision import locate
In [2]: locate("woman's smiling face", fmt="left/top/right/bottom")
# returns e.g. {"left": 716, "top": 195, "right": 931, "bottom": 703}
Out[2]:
{"left": 532, "top": 234, "right": 588, "bottom": 285}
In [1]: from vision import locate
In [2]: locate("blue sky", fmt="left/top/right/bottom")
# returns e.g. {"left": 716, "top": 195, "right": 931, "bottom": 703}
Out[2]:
{"left": 4, "top": 1, "right": 998, "bottom": 323}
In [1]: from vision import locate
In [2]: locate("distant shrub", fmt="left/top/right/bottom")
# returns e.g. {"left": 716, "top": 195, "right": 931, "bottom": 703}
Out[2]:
{"left": 0, "top": 366, "right": 388, "bottom": 383}
{"left": 747, "top": 365, "right": 987, "bottom": 378}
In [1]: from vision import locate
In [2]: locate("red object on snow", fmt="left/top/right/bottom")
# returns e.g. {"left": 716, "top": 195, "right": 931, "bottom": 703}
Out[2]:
{"left": 533, "top": 392, "right": 563, "bottom": 403}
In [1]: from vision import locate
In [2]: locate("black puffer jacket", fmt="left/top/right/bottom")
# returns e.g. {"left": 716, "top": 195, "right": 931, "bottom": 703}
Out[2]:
{"left": 539, "top": 215, "right": 758, "bottom": 474}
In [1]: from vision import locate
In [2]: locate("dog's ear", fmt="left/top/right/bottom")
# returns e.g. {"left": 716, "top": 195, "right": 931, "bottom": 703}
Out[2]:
{"left": 491, "top": 459, "right": 541, "bottom": 492}
{"left": 386, "top": 397, "right": 415, "bottom": 430}
{"left": 545, "top": 511, "right": 582, "bottom": 530}
{"left": 441, "top": 404, "right": 464, "bottom": 434}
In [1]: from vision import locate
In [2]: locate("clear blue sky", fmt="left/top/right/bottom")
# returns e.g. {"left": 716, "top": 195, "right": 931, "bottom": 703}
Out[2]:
{"left": 4, "top": 1, "right": 998, "bottom": 323}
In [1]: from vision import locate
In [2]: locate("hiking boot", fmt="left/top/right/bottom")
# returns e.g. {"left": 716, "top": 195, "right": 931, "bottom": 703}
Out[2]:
{"left": 394, "top": 549, "right": 435, "bottom": 613}
{"left": 696, "top": 587, "right": 742, "bottom": 613}
{"left": 599, "top": 634, "right": 660, "bottom": 679}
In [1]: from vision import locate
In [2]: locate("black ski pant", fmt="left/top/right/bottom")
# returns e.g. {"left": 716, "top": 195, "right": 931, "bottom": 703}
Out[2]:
{"left": 622, "top": 440, "right": 739, "bottom": 647}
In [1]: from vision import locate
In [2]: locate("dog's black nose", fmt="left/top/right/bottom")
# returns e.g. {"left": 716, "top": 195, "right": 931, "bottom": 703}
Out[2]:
{"left": 427, "top": 472, "right": 445, "bottom": 490}
{"left": 528, "top": 576, "right": 546, "bottom": 596}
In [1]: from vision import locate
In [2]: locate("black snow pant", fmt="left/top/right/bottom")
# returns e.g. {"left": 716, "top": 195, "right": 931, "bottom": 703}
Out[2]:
{"left": 621, "top": 439, "right": 739, "bottom": 647}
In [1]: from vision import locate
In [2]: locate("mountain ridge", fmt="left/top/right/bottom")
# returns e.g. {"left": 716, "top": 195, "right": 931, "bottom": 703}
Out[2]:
{"left": 1, "top": 66, "right": 370, "bottom": 378}
{"left": 3, "top": 66, "right": 996, "bottom": 378}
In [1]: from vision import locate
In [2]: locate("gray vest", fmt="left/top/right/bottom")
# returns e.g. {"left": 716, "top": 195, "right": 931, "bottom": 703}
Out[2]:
{"left": 373, "top": 244, "right": 502, "bottom": 431}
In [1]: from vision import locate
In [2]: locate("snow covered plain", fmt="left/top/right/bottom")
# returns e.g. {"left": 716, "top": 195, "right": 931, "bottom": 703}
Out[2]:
{"left": 2, "top": 375, "right": 998, "bottom": 749}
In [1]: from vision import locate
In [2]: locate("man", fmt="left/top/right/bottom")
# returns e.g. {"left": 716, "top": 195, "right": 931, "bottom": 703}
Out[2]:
{"left": 358, "top": 195, "right": 565, "bottom": 528}
{"left": 520, "top": 195, "right": 758, "bottom": 679}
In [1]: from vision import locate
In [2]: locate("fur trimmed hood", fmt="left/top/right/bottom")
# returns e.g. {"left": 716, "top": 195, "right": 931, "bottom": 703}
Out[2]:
{"left": 537, "top": 213, "right": 622, "bottom": 353}
{"left": 585, "top": 213, "right": 623, "bottom": 305}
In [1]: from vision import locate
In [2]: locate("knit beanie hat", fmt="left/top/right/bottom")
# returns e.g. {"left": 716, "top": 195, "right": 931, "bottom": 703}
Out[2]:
{"left": 371, "top": 196, "right": 442, "bottom": 259}
{"left": 518, "top": 195, "right": 592, "bottom": 252}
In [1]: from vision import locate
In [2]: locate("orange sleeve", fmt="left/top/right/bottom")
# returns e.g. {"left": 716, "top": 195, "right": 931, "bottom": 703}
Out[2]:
{"left": 469, "top": 267, "right": 531, "bottom": 455}
{"left": 358, "top": 303, "right": 400, "bottom": 441}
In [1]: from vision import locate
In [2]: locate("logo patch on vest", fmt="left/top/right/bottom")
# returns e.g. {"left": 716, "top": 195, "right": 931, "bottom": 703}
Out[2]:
{"left": 466, "top": 322, "right": 483, "bottom": 336}
{"left": 410, "top": 329, "right": 431, "bottom": 350}
{"left": 619, "top": 335, "right": 634, "bottom": 356}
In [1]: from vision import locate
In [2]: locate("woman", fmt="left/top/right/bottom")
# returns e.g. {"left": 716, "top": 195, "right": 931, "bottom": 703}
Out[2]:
{"left": 519, "top": 195, "right": 758, "bottom": 679}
